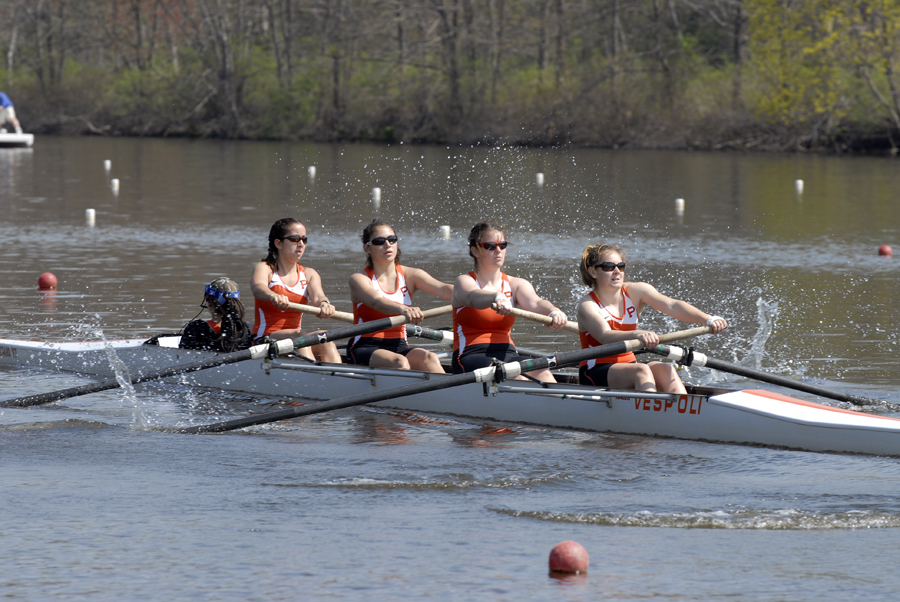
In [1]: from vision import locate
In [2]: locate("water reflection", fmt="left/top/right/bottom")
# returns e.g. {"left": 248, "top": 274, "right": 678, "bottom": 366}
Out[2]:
{"left": 0, "top": 148, "right": 33, "bottom": 202}
{"left": 38, "top": 290, "right": 57, "bottom": 313}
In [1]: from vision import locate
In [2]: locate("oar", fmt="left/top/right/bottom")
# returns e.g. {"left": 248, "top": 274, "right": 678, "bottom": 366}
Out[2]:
{"left": 287, "top": 302, "right": 355, "bottom": 323}
{"left": 650, "top": 345, "right": 886, "bottom": 407}
{"left": 492, "top": 303, "right": 581, "bottom": 334}
{"left": 1, "top": 305, "right": 454, "bottom": 409}
{"left": 177, "top": 326, "right": 711, "bottom": 433}
{"left": 288, "top": 302, "right": 455, "bottom": 345}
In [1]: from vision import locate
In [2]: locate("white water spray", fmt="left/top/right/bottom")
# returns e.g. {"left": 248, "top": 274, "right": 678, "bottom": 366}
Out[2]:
{"left": 86, "top": 318, "right": 157, "bottom": 427}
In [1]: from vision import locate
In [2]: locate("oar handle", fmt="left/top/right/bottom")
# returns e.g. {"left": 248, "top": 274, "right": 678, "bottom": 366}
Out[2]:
{"left": 287, "top": 302, "right": 354, "bottom": 323}
{"left": 288, "top": 302, "right": 452, "bottom": 325}
{"left": 286, "top": 305, "right": 455, "bottom": 351}
{"left": 656, "top": 326, "right": 712, "bottom": 344}
{"left": 491, "top": 303, "right": 581, "bottom": 334}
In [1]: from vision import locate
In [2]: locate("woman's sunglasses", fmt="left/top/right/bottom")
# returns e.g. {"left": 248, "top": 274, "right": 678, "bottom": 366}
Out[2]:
{"left": 478, "top": 241, "right": 508, "bottom": 251}
{"left": 283, "top": 235, "right": 308, "bottom": 244}
{"left": 595, "top": 262, "right": 626, "bottom": 272}
{"left": 368, "top": 235, "right": 399, "bottom": 246}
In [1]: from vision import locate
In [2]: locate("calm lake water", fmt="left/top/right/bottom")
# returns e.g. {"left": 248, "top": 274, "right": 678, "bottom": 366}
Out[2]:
{"left": 1, "top": 137, "right": 899, "bottom": 600}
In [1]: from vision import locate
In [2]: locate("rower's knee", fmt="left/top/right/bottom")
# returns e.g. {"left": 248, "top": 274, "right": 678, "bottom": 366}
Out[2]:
{"left": 652, "top": 363, "right": 684, "bottom": 394}
{"left": 633, "top": 364, "right": 656, "bottom": 391}
{"left": 391, "top": 355, "right": 412, "bottom": 370}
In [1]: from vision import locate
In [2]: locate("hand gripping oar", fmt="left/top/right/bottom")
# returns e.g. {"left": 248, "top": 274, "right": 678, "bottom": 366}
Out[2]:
{"left": 491, "top": 303, "right": 581, "bottom": 334}
{"left": 649, "top": 344, "right": 886, "bottom": 407}
{"left": 288, "top": 302, "right": 454, "bottom": 345}
{"left": 177, "top": 326, "right": 711, "bottom": 434}
{"left": 1, "top": 305, "right": 453, "bottom": 409}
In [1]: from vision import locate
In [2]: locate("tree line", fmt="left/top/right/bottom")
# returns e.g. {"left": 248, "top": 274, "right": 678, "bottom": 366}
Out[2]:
{"left": 1, "top": 0, "right": 899, "bottom": 153}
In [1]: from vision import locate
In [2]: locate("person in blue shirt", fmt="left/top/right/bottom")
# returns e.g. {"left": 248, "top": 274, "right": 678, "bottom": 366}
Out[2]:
{"left": 0, "top": 92, "right": 23, "bottom": 134}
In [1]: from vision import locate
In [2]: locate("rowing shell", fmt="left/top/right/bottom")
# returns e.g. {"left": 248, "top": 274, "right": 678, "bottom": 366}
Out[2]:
{"left": 1, "top": 337, "right": 899, "bottom": 456}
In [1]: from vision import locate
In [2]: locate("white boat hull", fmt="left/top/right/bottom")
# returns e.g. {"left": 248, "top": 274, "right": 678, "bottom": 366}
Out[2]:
{"left": 2, "top": 337, "right": 900, "bottom": 456}
{"left": 0, "top": 132, "right": 34, "bottom": 147}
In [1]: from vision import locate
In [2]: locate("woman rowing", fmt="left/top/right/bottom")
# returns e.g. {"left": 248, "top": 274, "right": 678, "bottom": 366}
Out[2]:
{"left": 348, "top": 220, "right": 453, "bottom": 373}
{"left": 179, "top": 277, "right": 251, "bottom": 352}
{"left": 451, "top": 220, "right": 567, "bottom": 382}
{"left": 250, "top": 217, "right": 341, "bottom": 363}
{"left": 575, "top": 243, "right": 727, "bottom": 393}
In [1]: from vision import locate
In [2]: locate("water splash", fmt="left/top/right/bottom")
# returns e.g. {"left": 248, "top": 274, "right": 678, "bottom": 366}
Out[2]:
{"left": 742, "top": 298, "right": 779, "bottom": 369}
{"left": 83, "top": 315, "right": 157, "bottom": 428}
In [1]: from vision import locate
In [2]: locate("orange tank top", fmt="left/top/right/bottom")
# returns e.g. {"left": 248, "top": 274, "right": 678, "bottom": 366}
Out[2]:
{"left": 351, "top": 265, "right": 411, "bottom": 343}
{"left": 452, "top": 272, "right": 516, "bottom": 353}
{"left": 252, "top": 264, "right": 309, "bottom": 337}
{"left": 579, "top": 288, "right": 638, "bottom": 368}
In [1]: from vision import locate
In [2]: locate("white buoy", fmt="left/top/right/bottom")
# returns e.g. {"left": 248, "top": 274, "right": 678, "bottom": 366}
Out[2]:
{"left": 372, "top": 187, "right": 381, "bottom": 202}
{"left": 795, "top": 179, "right": 804, "bottom": 194}
{"left": 675, "top": 198, "right": 685, "bottom": 215}
{"left": 536, "top": 172, "right": 545, "bottom": 186}
{"left": 103, "top": 160, "right": 111, "bottom": 172}
{"left": 111, "top": 179, "right": 120, "bottom": 195}
{"left": 308, "top": 166, "right": 316, "bottom": 179}
{"left": 439, "top": 225, "right": 451, "bottom": 239}
{"left": 85, "top": 208, "right": 96, "bottom": 226}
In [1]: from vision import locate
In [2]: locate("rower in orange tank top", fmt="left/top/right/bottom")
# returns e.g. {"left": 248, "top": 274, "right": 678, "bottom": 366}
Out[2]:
{"left": 348, "top": 220, "right": 453, "bottom": 372}
{"left": 451, "top": 220, "right": 568, "bottom": 382}
{"left": 575, "top": 243, "right": 728, "bottom": 392}
{"left": 250, "top": 217, "right": 342, "bottom": 364}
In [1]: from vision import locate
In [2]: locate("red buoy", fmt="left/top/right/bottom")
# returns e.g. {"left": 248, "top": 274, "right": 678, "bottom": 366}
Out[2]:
{"left": 548, "top": 540, "right": 589, "bottom": 573}
{"left": 878, "top": 245, "right": 893, "bottom": 257}
{"left": 38, "top": 272, "right": 58, "bottom": 289}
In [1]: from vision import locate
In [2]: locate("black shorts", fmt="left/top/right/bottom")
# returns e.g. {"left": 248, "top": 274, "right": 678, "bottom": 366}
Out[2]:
{"left": 348, "top": 337, "right": 411, "bottom": 366}
{"left": 452, "top": 343, "right": 530, "bottom": 374}
{"left": 579, "top": 362, "right": 638, "bottom": 386}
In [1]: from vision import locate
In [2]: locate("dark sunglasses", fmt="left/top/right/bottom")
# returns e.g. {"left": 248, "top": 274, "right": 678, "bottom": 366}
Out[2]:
{"left": 368, "top": 235, "right": 399, "bottom": 246}
{"left": 478, "top": 241, "right": 508, "bottom": 251}
{"left": 595, "top": 262, "right": 626, "bottom": 272}
{"left": 283, "top": 235, "right": 308, "bottom": 244}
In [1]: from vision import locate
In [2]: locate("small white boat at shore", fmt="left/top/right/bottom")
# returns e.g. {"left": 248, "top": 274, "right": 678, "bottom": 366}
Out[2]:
{"left": 0, "top": 132, "right": 34, "bottom": 147}
{"left": 2, "top": 336, "right": 899, "bottom": 456}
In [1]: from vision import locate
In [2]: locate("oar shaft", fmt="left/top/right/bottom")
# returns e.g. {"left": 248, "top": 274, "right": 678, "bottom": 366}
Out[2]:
{"left": 287, "top": 302, "right": 354, "bottom": 323}
{"left": 501, "top": 326, "right": 712, "bottom": 380}
{"left": 180, "top": 371, "right": 480, "bottom": 433}
{"left": 178, "top": 326, "right": 711, "bottom": 434}
{"left": 405, "top": 324, "right": 454, "bottom": 344}
{"left": 492, "top": 304, "right": 581, "bottom": 334}
{"left": 287, "top": 302, "right": 454, "bottom": 343}
{"left": 653, "top": 344, "right": 883, "bottom": 407}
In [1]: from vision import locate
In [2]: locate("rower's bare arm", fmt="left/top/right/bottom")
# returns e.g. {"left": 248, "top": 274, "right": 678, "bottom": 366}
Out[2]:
{"left": 631, "top": 282, "right": 727, "bottom": 333}
{"left": 510, "top": 277, "right": 567, "bottom": 328}
{"left": 251, "top": 262, "right": 288, "bottom": 310}
{"left": 306, "top": 268, "right": 335, "bottom": 318}
{"left": 576, "top": 296, "right": 657, "bottom": 346}
{"left": 452, "top": 274, "right": 497, "bottom": 309}
{"left": 349, "top": 272, "right": 423, "bottom": 323}
{"left": 407, "top": 267, "right": 453, "bottom": 301}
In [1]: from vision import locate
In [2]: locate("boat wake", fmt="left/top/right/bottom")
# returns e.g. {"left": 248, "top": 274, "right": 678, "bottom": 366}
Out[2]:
{"left": 490, "top": 506, "right": 900, "bottom": 530}
{"left": 288, "top": 472, "right": 573, "bottom": 490}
